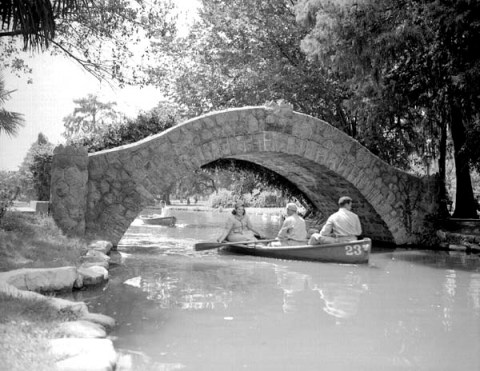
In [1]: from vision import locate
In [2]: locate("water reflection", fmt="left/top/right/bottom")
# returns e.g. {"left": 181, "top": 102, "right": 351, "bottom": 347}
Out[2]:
{"left": 385, "top": 248, "right": 480, "bottom": 272}
{"left": 118, "top": 253, "right": 370, "bottom": 326}
{"left": 66, "top": 210, "right": 480, "bottom": 371}
{"left": 468, "top": 273, "right": 480, "bottom": 314}
{"left": 442, "top": 270, "right": 456, "bottom": 331}
{"left": 313, "top": 272, "right": 368, "bottom": 320}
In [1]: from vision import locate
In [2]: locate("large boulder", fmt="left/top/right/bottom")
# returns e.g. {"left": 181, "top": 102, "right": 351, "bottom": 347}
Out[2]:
{"left": 0, "top": 267, "right": 78, "bottom": 292}
{"left": 77, "top": 266, "right": 109, "bottom": 286}
{"left": 88, "top": 240, "right": 113, "bottom": 255}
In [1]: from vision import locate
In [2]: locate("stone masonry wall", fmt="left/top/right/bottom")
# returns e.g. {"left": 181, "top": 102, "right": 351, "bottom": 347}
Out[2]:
{"left": 50, "top": 145, "right": 88, "bottom": 237}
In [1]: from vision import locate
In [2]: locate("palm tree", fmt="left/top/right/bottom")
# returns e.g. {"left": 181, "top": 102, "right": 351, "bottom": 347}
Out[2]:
{"left": 0, "top": 0, "right": 87, "bottom": 50}
{"left": 0, "top": 74, "right": 24, "bottom": 137}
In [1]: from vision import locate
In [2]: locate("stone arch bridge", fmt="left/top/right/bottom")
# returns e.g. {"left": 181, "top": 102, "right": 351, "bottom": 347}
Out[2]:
{"left": 51, "top": 103, "right": 439, "bottom": 246}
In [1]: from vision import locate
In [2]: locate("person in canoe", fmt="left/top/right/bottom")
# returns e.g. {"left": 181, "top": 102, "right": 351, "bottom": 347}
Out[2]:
{"left": 271, "top": 203, "right": 308, "bottom": 247}
{"left": 308, "top": 196, "right": 362, "bottom": 245}
{"left": 159, "top": 200, "right": 173, "bottom": 217}
{"left": 151, "top": 199, "right": 172, "bottom": 219}
{"left": 216, "top": 201, "right": 265, "bottom": 243}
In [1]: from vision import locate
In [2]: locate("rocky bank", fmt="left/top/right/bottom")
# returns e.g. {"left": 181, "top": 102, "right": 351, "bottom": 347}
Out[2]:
{"left": 0, "top": 240, "right": 121, "bottom": 371}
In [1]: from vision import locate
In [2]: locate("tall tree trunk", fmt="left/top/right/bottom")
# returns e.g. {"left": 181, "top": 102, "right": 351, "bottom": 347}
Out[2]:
{"left": 450, "top": 105, "right": 477, "bottom": 218}
{"left": 437, "top": 119, "right": 450, "bottom": 217}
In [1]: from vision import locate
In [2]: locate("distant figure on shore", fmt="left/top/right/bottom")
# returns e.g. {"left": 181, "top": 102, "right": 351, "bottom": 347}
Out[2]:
{"left": 216, "top": 201, "right": 264, "bottom": 242}
{"left": 308, "top": 196, "right": 362, "bottom": 245}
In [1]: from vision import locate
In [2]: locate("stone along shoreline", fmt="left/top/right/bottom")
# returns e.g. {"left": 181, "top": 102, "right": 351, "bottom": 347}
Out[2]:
{"left": 0, "top": 240, "right": 123, "bottom": 371}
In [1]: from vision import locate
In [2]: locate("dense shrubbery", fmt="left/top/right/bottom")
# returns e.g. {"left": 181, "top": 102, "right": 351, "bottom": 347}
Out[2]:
{"left": 0, "top": 185, "right": 19, "bottom": 221}
{"left": 15, "top": 133, "right": 54, "bottom": 201}
{"left": 72, "top": 105, "right": 179, "bottom": 152}
{"left": 29, "top": 152, "right": 52, "bottom": 201}
{"left": 204, "top": 159, "right": 314, "bottom": 210}
{"left": 207, "top": 189, "right": 285, "bottom": 209}
{"left": 0, "top": 170, "right": 20, "bottom": 221}
{"left": 208, "top": 189, "right": 235, "bottom": 208}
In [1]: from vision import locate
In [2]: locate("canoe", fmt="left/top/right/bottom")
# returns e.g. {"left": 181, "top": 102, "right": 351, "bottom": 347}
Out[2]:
{"left": 221, "top": 238, "right": 371, "bottom": 264}
{"left": 139, "top": 215, "right": 176, "bottom": 226}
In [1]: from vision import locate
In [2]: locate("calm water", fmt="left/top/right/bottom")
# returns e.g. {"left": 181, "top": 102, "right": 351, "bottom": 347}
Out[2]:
{"left": 70, "top": 209, "right": 480, "bottom": 371}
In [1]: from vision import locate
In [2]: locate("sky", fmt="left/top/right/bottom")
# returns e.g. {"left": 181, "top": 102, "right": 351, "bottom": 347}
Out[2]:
{"left": 0, "top": 0, "right": 199, "bottom": 172}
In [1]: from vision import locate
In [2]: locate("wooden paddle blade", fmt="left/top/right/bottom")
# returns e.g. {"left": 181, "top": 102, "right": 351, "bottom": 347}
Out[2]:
{"left": 194, "top": 239, "right": 276, "bottom": 251}
{"left": 194, "top": 242, "right": 224, "bottom": 251}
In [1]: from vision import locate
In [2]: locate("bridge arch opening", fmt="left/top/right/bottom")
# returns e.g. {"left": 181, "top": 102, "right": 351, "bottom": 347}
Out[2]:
{"left": 202, "top": 155, "right": 394, "bottom": 243}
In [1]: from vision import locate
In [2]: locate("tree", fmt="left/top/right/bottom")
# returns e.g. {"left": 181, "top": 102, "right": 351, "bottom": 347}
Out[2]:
{"left": 146, "top": 0, "right": 428, "bottom": 170}
{"left": 72, "top": 100, "right": 180, "bottom": 152}
{"left": 204, "top": 159, "right": 314, "bottom": 209}
{"left": 69, "top": 101, "right": 181, "bottom": 202}
{"left": 0, "top": 0, "right": 80, "bottom": 50}
{"left": 1, "top": 0, "right": 178, "bottom": 85}
{"left": 0, "top": 74, "right": 24, "bottom": 136}
{"left": 18, "top": 133, "right": 54, "bottom": 200}
{"left": 174, "top": 170, "right": 218, "bottom": 201}
{"left": 295, "top": 0, "right": 480, "bottom": 218}
{"left": 147, "top": 0, "right": 350, "bottom": 126}
{"left": 0, "top": 172, "right": 20, "bottom": 221}
{"left": 0, "top": 73, "right": 24, "bottom": 218}
{"left": 63, "top": 94, "right": 123, "bottom": 140}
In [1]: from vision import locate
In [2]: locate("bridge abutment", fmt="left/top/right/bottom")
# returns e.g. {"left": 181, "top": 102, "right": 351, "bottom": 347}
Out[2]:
{"left": 50, "top": 145, "right": 88, "bottom": 237}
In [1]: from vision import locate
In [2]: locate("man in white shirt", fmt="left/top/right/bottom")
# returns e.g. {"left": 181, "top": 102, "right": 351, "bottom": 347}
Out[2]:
{"left": 308, "top": 196, "right": 362, "bottom": 245}
{"left": 274, "top": 203, "right": 307, "bottom": 246}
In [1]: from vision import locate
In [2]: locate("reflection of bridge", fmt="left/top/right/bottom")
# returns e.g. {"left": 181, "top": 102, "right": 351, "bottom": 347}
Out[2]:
{"left": 51, "top": 102, "right": 439, "bottom": 246}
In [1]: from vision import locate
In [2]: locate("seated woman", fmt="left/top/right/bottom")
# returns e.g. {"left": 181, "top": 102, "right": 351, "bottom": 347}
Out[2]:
{"left": 217, "top": 201, "right": 264, "bottom": 243}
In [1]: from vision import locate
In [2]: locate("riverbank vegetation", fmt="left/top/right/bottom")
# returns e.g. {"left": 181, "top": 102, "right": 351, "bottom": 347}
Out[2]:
{"left": 0, "top": 292, "right": 79, "bottom": 371}
{"left": 0, "top": 212, "right": 85, "bottom": 272}
{"left": 0, "top": 212, "right": 85, "bottom": 370}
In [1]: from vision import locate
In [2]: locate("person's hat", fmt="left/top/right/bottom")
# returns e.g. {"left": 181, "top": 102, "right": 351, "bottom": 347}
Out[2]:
{"left": 338, "top": 196, "right": 352, "bottom": 206}
{"left": 286, "top": 203, "right": 298, "bottom": 212}
{"left": 235, "top": 200, "right": 245, "bottom": 208}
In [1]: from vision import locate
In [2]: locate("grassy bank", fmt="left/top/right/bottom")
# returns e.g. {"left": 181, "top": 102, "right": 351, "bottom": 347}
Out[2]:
{"left": 0, "top": 211, "right": 86, "bottom": 272}
{"left": 0, "top": 211, "right": 86, "bottom": 370}
{"left": 0, "top": 292, "right": 80, "bottom": 371}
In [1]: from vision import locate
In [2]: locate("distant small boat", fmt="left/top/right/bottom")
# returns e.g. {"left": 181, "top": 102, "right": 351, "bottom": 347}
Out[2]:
{"left": 221, "top": 238, "right": 371, "bottom": 264}
{"left": 139, "top": 215, "right": 177, "bottom": 226}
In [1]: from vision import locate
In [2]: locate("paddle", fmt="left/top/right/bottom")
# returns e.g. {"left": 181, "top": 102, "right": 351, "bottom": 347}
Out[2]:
{"left": 195, "top": 239, "right": 276, "bottom": 251}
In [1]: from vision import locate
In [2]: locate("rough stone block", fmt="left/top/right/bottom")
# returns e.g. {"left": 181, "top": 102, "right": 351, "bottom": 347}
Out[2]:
{"left": 0, "top": 267, "right": 78, "bottom": 292}
{"left": 88, "top": 240, "right": 113, "bottom": 255}
{"left": 78, "top": 266, "right": 109, "bottom": 286}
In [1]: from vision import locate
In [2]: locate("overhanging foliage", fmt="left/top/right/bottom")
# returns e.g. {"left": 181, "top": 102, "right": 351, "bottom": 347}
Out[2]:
{"left": 203, "top": 158, "right": 315, "bottom": 210}
{"left": 0, "top": 0, "right": 90, "bottom": 49}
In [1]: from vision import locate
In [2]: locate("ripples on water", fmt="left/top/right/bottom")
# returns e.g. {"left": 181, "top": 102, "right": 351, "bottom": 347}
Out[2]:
{"left": 71, "top": 209, "right": 480, "bottom": 371}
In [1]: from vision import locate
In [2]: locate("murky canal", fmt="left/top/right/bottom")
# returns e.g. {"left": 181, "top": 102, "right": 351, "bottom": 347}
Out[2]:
{"left": 67, "top": 209, "right": 480, "bottom": 370}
